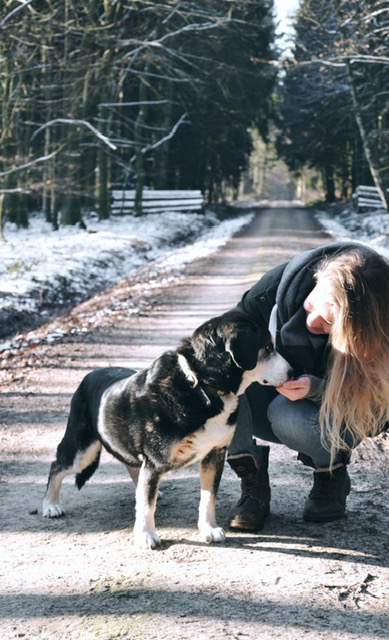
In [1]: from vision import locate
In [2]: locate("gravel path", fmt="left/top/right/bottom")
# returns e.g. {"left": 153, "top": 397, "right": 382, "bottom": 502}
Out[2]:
{"left": 1, "top": 206, "right": 388, "bottom": 640}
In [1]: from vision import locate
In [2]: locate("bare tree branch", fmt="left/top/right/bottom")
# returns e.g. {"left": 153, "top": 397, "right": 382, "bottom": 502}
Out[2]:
{"left": 32, "top": 119, "right": 118, "bottom": 150}
{"left": 140, "top": 112, "right": 188, "bottom": 154}
{"left": 0, "top": 0, "right": 35, "bottom": 29}
{"left": 0, "top": 149, "right": 62, "bottom": 178}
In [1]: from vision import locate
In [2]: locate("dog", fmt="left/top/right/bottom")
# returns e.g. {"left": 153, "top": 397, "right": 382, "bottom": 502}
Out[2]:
{"left": 42, "top": 310, "right": 292, "bottom": 549}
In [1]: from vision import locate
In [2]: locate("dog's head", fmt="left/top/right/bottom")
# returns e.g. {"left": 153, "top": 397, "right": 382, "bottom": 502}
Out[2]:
{"left": 187, "top": 311, "right": 292, "bottom": 395}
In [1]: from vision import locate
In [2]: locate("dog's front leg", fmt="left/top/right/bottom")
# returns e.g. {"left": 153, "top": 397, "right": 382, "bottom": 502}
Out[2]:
{"left": 198, "top": 447, "right": 226, "bottom": 543}
{"left": 133, "top": 459, "right": 162, "bottom": 550}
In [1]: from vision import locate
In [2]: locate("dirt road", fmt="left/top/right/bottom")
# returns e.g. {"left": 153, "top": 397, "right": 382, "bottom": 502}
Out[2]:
{"left": 1, "top": 206, "right": 388, "bottom": 640}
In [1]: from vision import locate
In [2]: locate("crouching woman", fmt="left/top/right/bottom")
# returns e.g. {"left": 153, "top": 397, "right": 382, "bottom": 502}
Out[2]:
{"left": 226, "top": 241, "right": 389, "bottom": 529}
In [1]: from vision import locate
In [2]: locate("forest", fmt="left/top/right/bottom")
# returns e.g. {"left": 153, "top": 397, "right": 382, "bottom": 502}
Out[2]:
{"left": 0, "top": 0, "right": 388, "bottom": 229}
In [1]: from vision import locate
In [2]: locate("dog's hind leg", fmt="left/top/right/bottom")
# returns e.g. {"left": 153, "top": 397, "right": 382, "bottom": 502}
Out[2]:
{"left": 198, "top": 447, "right": 227, "bottom": 543}
{"left": 42, "top": 441, "right": 102, "bottom": 518}
{"left": 125, "top": 464, "right": 165, "bottom": 500}
{"left": 133, "top": 459, "right": 162, "bottom": 550}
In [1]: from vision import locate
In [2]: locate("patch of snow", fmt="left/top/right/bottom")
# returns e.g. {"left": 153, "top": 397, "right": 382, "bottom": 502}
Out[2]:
{"left": 314, "top": 204, "right": 389, "bottom": 260}
{"left": 0, "top": 208, "right": 253, "bottom": 332}
{"left": 1, "top": 200, "right": 389, "bottom": 349}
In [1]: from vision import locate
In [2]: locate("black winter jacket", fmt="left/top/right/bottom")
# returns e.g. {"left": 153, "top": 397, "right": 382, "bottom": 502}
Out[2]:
{"left": 234, "top": 241, "right": 375, "bottom": 378}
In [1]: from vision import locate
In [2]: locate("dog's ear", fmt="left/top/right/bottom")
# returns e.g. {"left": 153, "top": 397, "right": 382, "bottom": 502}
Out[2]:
{"left": 226, "top": 325, "right": 262, "bottom": 370}
{"left": 191, "top": 316, "right": 224, "bottom": 360}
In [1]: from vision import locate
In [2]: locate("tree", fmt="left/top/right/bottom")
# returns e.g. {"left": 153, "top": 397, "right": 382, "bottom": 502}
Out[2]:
{"left": 165, "top": 0, "right": 277, "bottom": 201}
{"left": 0, "top": 0, "right": 277, "bottom": 224}
{"left": 0, "top": 0, "right": 33, "bottom": 227}
{"left": 334, "top": 0, "right": 389, "bottom": 207}
{"left": 276, "top": 0, "right": 389, "bottom": 206}
{"left": 276, "top": 0, "right": 359, "bottom": 201}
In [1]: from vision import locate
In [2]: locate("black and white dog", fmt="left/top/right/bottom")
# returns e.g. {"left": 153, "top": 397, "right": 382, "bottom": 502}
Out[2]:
{"left": 43, "top": 311, "right": 292, "bottom": 549}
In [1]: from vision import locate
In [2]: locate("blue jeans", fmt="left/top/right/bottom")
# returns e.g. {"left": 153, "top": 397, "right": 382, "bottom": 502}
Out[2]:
{"left": 229, "top": 382, "right": 335, "bottom": 467}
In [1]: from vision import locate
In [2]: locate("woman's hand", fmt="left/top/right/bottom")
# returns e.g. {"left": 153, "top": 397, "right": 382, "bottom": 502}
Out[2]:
{"left": 276, "top": 376, "right": 311, "bottom": 401}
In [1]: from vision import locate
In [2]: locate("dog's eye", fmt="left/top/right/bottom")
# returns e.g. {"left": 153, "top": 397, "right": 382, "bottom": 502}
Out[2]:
{"left": 265, "top": 343, "right": 273, "bottom": 356}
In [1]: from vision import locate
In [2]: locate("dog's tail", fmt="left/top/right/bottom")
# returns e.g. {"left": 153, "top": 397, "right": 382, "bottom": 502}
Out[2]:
{"left": 75, "top": 449, "right": 102, "bottom": 490}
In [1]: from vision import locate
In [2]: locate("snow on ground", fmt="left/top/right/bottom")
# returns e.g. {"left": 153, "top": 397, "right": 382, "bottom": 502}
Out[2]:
{"left": 0, "top": 208, "right": 251, "bottom": 314}
{"left": 0, "top": 207, "right": 254, "bottom": 345}
{"left": 315, "top": 202, "right": 389, "bottom": 260}
{"left": 1, "top": 200, "right": 389, "bottom": 348}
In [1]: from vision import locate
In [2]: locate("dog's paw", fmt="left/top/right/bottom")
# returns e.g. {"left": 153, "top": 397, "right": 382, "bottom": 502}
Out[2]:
{"left": 133, "top": 528, "right": 162, "bottom": 550}
{"left": 42, "top": 501, "right": 65, "bottom": 518}
{"left": 200, "top": 525, "right": 226, "bottom": 544}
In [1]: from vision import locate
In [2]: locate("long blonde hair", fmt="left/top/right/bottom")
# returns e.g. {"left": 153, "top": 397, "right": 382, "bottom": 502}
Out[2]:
{"left": 315, "top": 249, "right": 389, "bottom": 462}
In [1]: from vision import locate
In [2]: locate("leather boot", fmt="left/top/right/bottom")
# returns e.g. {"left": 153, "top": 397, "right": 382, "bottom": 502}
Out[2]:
{"left": 226, "top": 446, "right": 271, "bottom": 531}
{"left": 303, "top": 464, "right": 351, "bottom": 523}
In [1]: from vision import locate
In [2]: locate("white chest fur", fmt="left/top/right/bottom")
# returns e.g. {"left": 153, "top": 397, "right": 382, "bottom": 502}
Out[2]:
{"left": 169, "top": 396, "right": 238, "bottom": 467}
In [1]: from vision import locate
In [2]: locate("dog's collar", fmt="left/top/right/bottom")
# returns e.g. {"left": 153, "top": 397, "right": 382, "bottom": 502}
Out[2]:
{"left": 177, "top": 354, "right": 225, "bottom": 407}
{"left": 201, "top": 383, "right": 226, "bottom": 398}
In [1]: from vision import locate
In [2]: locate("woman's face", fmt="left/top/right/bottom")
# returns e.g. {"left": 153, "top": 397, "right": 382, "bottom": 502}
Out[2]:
{"left": 303, "top": 281, "right": 335, "bottom": 335}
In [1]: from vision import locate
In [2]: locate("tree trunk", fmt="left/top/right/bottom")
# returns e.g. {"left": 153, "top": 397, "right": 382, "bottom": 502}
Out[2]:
{"left": 0, "top": 193, "right": 5, "bottom": 241}
{"left": 346, "top": 61, "right": 388, "bottom": 210}
{"left": 97, "top": 147, "right": 110, "bottom": 220}
{"left": 324, "top": 164, "right": 336, "bottom": 203}
{"left": 134, "top": 76, "right": 149, "bottom": 217}
{"left": 60, "top": 132, "right": 83, "bottom": 227}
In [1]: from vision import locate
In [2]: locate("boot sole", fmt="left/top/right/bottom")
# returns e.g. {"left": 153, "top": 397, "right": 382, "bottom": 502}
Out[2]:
{"left": 303, "top": 510, "right": 347, "bottom": 523}
{"left": 228, "top": 521, "right": 265, "bottom": 532}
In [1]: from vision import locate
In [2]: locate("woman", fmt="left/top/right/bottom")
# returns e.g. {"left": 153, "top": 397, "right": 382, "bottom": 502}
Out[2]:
{"left": 226, "top": 241, "right": 389, "bottom": 530}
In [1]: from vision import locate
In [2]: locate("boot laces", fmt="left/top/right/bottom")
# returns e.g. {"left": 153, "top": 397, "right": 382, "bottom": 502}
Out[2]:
{"left": 310, "top": 469, "right": 348, "bottom": 501}
{"left": 238, "top": 472, "right": 266, "bottom": 504}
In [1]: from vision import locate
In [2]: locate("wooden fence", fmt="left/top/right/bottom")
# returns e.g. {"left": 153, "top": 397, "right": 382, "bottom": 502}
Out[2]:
{"left": 111, "top": 189, "right": 204, "bottom": 215}
{"left": 352, "top": 185, "right": 388, "bottom": 212}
